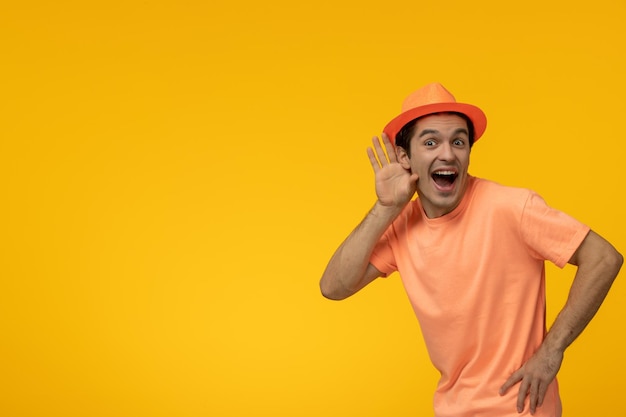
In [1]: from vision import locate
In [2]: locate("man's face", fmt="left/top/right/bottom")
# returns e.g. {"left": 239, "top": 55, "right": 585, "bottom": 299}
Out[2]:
{"left": 396, "top": 113, "right": 471, "bottom": 218}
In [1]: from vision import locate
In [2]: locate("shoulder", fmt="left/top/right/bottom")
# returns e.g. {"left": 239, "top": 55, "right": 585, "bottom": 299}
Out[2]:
{"left": 472, "top": 177, "right": 535, "bottom": 205}
{"left": 385, "top": 198, "right": 422, "bottom": 236}
{"left": 469, "top": 177, "right": 539, "bottom": 217}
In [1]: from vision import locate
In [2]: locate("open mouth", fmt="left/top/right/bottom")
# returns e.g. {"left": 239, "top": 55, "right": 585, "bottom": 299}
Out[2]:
{"left": 431, "top": 170, "right": 458, "bottom": 189}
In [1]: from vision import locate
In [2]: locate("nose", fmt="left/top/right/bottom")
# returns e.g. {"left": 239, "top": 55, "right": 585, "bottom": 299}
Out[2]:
{"left": 437, "top": 142, "right": 454, "bottom": 161}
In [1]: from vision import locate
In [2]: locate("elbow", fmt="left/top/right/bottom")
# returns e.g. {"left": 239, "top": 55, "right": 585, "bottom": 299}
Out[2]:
{"left": 319, "top": 276, "right": 350, "bottom": 301}
{"left": 600, "top": 245, "right": 623, "bottom": 284}
{"left": 611, "top": 248, "right": 624, "bottom": 275}
{"left": 578, "top": 231, "right": 624, "bottom": 280}
{"left": 320, "top": 288, "right": 345, "bottom": 301}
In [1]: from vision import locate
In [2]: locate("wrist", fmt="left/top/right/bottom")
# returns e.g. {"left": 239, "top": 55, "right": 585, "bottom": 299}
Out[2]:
{"left": 372, "top": 200, "right": 404, "bottom": 221}
{"left": 541, "top": 330, "right": 568, "bottom": 356}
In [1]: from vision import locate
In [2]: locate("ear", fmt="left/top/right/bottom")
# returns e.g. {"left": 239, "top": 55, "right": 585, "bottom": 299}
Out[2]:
{"left": 395, "top": 146, "right": 411, "bottom": 170}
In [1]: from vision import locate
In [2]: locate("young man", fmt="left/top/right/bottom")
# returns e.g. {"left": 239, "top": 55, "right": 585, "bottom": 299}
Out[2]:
{"left": 319, "top": 83, "right": 623, "bottom": 416}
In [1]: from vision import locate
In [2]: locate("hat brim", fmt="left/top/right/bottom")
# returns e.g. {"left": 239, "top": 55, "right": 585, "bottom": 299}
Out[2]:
{"left": 383, "top": 102, "right": 487, "bottom": 145}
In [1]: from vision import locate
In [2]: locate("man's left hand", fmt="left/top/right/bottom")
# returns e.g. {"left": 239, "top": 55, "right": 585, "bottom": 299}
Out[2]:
{"left": 499, "top": 345, "right": 564, "bottom": 415}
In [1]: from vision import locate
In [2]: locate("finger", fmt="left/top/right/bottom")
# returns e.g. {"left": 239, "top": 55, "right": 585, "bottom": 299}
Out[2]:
{"left": 529, "top": 380, "right": 539, "bottom": 415}
{"left": 517, "top": 379, "right": 530, "bottom": 413}
{"left": 366, "top": 147, "right": 380, "bottom": 172}
{"left": 372, "top": 136, "right": 389, "bottom": 166}
{"left": 381, "top": 133, "right": 397, "bottom": 163}
{"left": 499, "top": 371, "right": 522, "bottom": 395}
{"left": 536, "top": 381, "right": 548, "bottom": 407}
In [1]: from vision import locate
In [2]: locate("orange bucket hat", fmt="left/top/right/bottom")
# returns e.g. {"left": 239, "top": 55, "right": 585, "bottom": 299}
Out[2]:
{"left": 383, "top": 83, "right": 487, "bottom": 145}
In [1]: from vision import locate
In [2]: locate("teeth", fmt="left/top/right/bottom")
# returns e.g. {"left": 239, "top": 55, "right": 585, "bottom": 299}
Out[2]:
{"left": 434, "top": 170, "right": 455, "bottom": 175}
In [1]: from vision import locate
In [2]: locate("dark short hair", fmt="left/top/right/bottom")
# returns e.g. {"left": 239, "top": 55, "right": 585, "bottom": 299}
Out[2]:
{"left": 395, "top": 112, "right": 475, "bottom": 155}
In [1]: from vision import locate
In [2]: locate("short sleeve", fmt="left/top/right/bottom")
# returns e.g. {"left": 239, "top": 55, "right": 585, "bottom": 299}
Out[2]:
{"left": 369, "top": 226, "right": 398, "bottom": 278}
{"left": 520, "top": 191, "right": 590, "bottom": 268}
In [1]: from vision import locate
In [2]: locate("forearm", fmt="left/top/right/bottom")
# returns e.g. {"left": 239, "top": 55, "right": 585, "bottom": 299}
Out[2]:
{"left": 320, "top": 201, "right": 403, "bottom": 300}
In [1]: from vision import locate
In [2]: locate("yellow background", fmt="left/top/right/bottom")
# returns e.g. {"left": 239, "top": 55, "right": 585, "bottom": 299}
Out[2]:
{"left": 1, "top": 1, "right": 624, "bottom": 416}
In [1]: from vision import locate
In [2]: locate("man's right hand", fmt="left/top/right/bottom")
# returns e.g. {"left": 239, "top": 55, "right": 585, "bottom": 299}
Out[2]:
{"left": 367, "top": 133, "right": 419, "bottom": 208}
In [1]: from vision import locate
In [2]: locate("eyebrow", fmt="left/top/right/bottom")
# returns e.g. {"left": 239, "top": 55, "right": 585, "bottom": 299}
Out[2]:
{"left": 418, "top": 128, "right": 469, "bottom": 138}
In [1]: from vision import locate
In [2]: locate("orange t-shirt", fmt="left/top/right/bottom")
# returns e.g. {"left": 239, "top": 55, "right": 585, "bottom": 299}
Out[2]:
{"left": 370, "top": 176, "right": 590, "bottom": 417}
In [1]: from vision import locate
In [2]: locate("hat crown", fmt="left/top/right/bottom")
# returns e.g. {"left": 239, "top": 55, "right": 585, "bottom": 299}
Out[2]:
{"left": 383, "top": 82, "right": 487, "bottom": 145}
{"left": 401, "top": 82, "right": 457, "bottom": 112}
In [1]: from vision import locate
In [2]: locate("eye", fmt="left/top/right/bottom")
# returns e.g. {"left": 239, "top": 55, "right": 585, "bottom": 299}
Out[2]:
{"left": 424, "top": 139, "right": 436, "bottom": 146}
{"left": 453, "top": 139, "right": 465, "bottom": 146}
